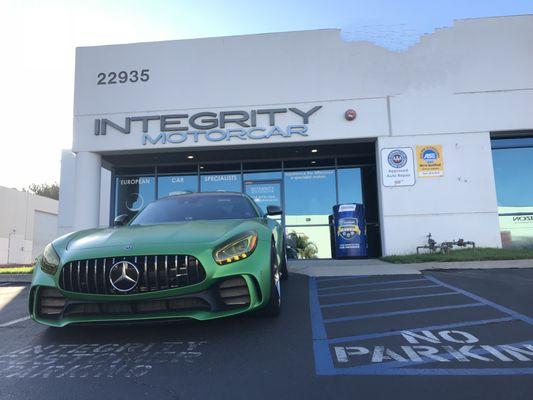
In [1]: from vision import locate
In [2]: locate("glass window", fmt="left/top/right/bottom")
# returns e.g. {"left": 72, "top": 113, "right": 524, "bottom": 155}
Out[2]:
{"left": 158, "top": 165, "right": 197, "bottom": 174}
{"left": 284, "top": 169, "right": 336, "bottom": 225}
{"left": 200, "top": 163, "right": 240, "bottom": 172}
{"left": 285, "top": 226, "right": 332, "bottom": 259}
{"left": 337, "top": 168, "right": 363, "bottom": 204}
{"left": 244, "top": 181, "right": 282, "bottom": 215}
{"left": 243, "top": 171, "right": 282, "bottom": 181}
{"left": 115, "top": 176, "right": 155, "bottom": 218}
{"left": 158, "top": 175, "right": 198, "bottom": 198}
{"left": 243, "top": 161, "right": 282, "bottom": 171}
{"left": 284, "top": 158, "right": 334, "bottom": 169}
{"left": 201, "top": 173, "right": 242, "bottom": 192}
{"left": 130, "top": 193, "right": 259, "bottom": 224}
{"left": 492, "top": 146, "right": 533, "bottom": 248}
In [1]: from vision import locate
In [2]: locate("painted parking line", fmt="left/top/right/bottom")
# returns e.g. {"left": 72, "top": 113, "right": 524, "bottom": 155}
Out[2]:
{"left": 309, "top": 275, "right": 533, "bottom": 376}
{"left": 318, "top": 284, "right": 441, "bottom": 298}
{"left": 318, "top": 278, "right": 427, "bottom": 291}
{"left": 323, "top": 303, "right": 485, "bottom": 324}
{"left": 0, "top": 316, "right": 31, "bottom": 327}
{"left": 320, "top": 292, "right": 459, "bottom": 309}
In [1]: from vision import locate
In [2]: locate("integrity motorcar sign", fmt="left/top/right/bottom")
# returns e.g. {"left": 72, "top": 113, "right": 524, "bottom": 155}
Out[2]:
{"left": 93, "top": 106, "right": 322, "bottom": 145}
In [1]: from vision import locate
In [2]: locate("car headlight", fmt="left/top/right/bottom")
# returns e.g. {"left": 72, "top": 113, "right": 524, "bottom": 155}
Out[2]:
{"left": 41, "top": 243, "right": 60, "bottom": 275}
{"left": 214, "top": 231, "right": 258, "bottom": 265}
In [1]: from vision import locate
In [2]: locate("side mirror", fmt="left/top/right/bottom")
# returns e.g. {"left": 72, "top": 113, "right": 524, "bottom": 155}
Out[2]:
{"left": 113, "top": 214, "right": 130, "bottom": 227}
{"left": 266, "top": 205, "right": 283, "bottom": 216}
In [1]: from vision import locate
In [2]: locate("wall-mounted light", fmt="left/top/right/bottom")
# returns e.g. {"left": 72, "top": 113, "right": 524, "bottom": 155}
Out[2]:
{"left": 311, "top": 160, "right": 317, "bottom": 165}
{"left": 311, "top": 149, "right": 318, "bottom": 153}
{"left": 187, "top": 155, "right": 195, "bottom": 159}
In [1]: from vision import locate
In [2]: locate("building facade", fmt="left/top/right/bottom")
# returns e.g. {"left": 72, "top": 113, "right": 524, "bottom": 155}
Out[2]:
{"left": 58, "top": 15, "right": 533, "bottom": 257}
{"left": 0, "top": 186, "right": 58, "bottom": 264}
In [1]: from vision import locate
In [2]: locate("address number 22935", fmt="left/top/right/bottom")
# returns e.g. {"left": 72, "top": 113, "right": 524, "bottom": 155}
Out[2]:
{"left": 97, "top": 69, "right": 150, "bottom": 85}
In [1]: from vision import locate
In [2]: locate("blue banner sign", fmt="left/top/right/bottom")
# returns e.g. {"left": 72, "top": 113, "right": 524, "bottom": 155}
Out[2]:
{"left": 333, "top": 204, "right": 367, "bottom": 258}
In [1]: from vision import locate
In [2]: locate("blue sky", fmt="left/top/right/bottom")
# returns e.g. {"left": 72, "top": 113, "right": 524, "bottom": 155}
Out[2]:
{"left": 1, "top": 0, "right": 532, "bottom": 189}
{"left": 110, "top": 0, "right": 533, "bottom": 50}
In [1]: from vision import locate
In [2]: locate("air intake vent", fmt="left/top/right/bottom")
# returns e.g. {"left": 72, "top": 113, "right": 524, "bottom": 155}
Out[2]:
{"left": 38, "top": 287, "right": 66, "bottom": 319}
{"left": 218, "top": 277, "right": 250, "bottom": 308}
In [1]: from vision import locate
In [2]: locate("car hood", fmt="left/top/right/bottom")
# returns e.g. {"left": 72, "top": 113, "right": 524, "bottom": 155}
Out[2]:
{"left": 64, "top": 219, "right": 261, "bottom": 251}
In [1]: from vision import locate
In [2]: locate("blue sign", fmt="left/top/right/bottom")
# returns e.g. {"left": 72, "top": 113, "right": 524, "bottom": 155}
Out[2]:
{"left": 387, "top": 149, "right": 408, "bottom": 168}
{"left": 333, "top": 204, "right": 367, "bottom": 257}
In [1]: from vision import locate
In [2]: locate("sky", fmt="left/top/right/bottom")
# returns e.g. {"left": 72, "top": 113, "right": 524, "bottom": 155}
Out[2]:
{"left": 1, "top": 0, "right": 532, "bottom": 190}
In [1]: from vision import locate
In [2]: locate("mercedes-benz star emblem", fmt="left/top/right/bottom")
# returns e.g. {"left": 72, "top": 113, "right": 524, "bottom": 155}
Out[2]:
{"left": 109, "top": 261, "right": 140, "bottom": 292}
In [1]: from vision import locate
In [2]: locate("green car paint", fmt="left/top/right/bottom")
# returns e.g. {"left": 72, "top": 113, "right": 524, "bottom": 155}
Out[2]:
{"left": 29, "top": 193, "right": 285, "bottom": 327}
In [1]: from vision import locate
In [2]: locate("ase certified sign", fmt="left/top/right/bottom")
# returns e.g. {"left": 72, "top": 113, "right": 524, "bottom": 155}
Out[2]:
{"left": 380, "top": 147, "right": 415, "bottom": 187}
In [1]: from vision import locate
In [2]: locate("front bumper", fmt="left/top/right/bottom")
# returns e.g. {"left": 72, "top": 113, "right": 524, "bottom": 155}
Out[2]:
{"left": 29, "top": 245, "right": 272, "bottom": 327}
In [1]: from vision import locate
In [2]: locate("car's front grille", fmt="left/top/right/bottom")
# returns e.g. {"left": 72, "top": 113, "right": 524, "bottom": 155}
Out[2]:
{"left": 58, "top": 255, "right": 206, "bottom": 295}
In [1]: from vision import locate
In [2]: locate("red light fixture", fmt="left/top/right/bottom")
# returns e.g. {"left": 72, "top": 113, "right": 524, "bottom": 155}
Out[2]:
{"left": 345, "top": 109, "right": 357, "bottom": 121}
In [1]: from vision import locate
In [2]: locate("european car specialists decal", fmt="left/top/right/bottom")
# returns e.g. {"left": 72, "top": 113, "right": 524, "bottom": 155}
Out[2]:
{"left": 93, "top": 106, "right": 322, "bottom": 146}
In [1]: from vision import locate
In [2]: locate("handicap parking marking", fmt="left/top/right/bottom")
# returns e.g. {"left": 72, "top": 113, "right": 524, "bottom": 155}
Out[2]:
{"left": 309, "top": 274, "right": 533, "bottom": 376}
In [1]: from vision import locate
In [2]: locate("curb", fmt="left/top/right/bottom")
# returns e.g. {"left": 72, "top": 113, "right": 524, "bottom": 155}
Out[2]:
{"left": 0, "top": 274, "right": 32, "bottom": 283}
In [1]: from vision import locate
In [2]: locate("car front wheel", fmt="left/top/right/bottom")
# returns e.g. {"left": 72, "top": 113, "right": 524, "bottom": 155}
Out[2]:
{"left": 260, "top": 242, "right": 281, "bottom": 317}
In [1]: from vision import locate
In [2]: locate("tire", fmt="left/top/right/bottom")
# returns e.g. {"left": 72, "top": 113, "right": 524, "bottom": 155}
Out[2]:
{"left": 260, "top": 241, "right": 282, "bottom": 317}
{"left": 280, "top": 239, "right": 289, "bottom": 281}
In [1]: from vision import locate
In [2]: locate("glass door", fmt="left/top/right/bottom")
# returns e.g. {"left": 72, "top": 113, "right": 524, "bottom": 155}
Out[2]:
{"left": 243, "top": 180, "right": 283, "bottom": 223}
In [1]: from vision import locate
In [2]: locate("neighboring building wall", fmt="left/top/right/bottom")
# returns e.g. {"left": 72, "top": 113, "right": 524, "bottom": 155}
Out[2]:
{"left": 0, "top": 186, "right": 58, "bottom": 264}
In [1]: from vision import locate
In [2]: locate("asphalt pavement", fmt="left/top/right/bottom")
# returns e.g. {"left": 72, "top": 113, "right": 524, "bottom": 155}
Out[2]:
{"left": 0, "top": 269, "right": 532, "bottom": 400}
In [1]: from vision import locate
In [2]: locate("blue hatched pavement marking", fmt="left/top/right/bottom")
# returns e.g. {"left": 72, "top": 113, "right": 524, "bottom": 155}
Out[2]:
{"left": 323, "top": 303, "right": 485, "bottom": 324}
{"left": 318, "top": 284, "right": 441, "bottom": 298}
{"left": 320, "top": 291, "right": 459, "bottom": 309}
{"left": 310, "top": 275, "right": 533, "bottom": 376}
{"left": 424, "top": 275, "right": 533, "bottom": 326}
{"left": 318, "top": 278, "right": 427, "bottom": 291}
{"left": 331, "top": 339, "right": 533, "bottom": 376}
{"left": 327, "top": 316, "right": 515, "bottom": 345}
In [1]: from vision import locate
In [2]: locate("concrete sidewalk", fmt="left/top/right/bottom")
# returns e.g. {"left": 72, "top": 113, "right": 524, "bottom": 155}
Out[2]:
{"left": 288, "top": 258, "right": 533, "bottom": 277}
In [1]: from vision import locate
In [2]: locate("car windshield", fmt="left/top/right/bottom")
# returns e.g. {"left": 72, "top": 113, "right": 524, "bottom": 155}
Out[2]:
{"left": 130, "top": 193, "right": 259, "bottom": 224}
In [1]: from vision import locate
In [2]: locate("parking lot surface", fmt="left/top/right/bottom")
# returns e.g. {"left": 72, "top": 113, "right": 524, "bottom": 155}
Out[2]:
{"left": 0, "top": 269, "right": 532, "bottom": 400}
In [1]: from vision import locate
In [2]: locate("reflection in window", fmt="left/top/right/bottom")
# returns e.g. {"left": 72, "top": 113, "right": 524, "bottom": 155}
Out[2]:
{"left": 493, "top": 146, "right": 533, "bottom": 248}
{"left": 285, "top": 226, "right": 332, "bottom": 259}
{"left": 115, "top": 176, "right": 155, "bottom": 218}
{"left": 284, "top": 169, "right": 336, "bottom": 225}
{"left": 338, "top": 168, "right": 363, "bottom": 204}
{"left": 158, "top": 175, "right": 198, "bottom": 198}
{"left": 244, "top": 181, "right": 282, "bottom": 221}
{"left": 201, "top": 173, "right": 241, "bottom": 192}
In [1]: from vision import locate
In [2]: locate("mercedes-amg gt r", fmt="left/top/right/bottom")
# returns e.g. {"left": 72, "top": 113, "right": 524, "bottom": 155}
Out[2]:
{"left": 29, "top": 192, "right": 288, "bottom": 327}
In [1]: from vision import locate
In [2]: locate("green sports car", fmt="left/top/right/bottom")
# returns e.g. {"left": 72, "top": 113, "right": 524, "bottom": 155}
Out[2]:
{"left": 29, "top": 192, "right": 288, "bottom": 327}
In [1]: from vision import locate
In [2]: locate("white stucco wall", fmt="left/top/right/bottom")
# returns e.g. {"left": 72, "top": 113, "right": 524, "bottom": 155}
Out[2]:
{"left": 376, "top": 132, "right": 502, "bottom": 255}
{"left": 0, "top": 186, "right": 58, "bottom": 264}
